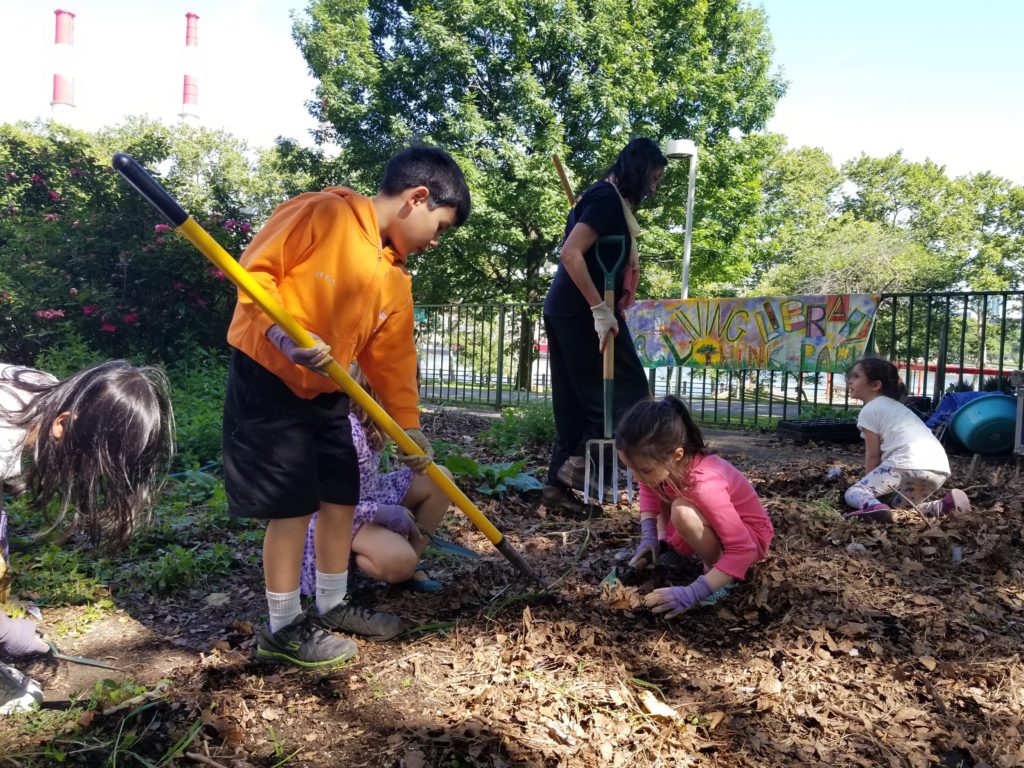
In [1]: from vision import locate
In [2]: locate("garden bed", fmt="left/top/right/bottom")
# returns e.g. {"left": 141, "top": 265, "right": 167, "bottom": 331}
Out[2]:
{"left": 2, "top": 408, "right": 1022, "bottom": 767}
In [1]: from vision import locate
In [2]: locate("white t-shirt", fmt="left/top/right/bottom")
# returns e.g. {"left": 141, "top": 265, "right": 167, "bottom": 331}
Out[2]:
{"left": 857, "top": 395, "right": 950, "bottom": 474}
{"left": 0, "top": 364, "right": 57, "bottom": 481}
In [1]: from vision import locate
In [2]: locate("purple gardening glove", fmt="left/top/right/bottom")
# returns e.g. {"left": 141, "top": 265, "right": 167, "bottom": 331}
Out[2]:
{"left": 372, "top": 505, "right": 421, "bottom": 538}
{"left": 628, "top": 516, "right": 659, "bottom": 568}
{"left": 266, "top": 324, "right": 334, "bottom": 375}
{"left": 645, "top": 575, "right": 714, "bottom": 619}
{"left": 0, "top": 613, "right": 49, "bottom": 658}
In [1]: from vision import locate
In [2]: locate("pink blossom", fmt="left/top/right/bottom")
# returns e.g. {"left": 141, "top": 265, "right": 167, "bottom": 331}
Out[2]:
{"left": 207, "top": 268, "right": 226, "bottom": 281}
{"left": 100, "top": 322, "right": 116, "bottom": 333}
{"left": 69, "top": 287, "right": 78, "bottom": 297}
{"left": 154, "top": 223, "right": 171, "bottom": 233}
{"left": 48, "top": 190, "right": 61, "bottom": 202}
{"left": 240, "top": 221, "right": 251, "bottom": 233}
{"left": 142, "top": 244, "right": 155, "bottom": 252}
{"left": 121, "top": 312, "right": 139, "bottom": 325}
{"left": 34, "top": 308, "right": 65, "bottom": 320}
{"left": 0, "top": 291, "right": 11, "bottom": 302}
{"left": 43, "top": 213, "right": 59, "bottom": 222}
{"left": 154, "top": 236, "right": 166, "bottom": 246}
{"left": 5, "top": 172, "right": 16, "bottom": 181}
{"left": 223, "top": 218, "right": 238, "bottom": 230}
{"left": 82, "top": 303, "right": 100, "bottom": 316}
{"left": 31, "top": 174, "right": 42, "bottom": 184}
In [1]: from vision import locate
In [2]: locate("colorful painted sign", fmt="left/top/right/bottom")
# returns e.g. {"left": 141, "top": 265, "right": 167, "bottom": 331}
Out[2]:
{"left": 623, "top": 294, "right": 879, "bottom": 372}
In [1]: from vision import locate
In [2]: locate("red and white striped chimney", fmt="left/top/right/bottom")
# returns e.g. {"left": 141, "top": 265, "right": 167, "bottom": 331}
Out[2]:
{"left": 51, "top": 9, "right": 76, "bottom": 116}
{"left": 179, "top": 12, "right": 199, "bottom": 120}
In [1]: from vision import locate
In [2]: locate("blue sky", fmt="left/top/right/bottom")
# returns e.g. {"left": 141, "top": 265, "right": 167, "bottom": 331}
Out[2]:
{"left": 1, "top": 1, "right": 1021, "bottom": 183}
{"left": 760, "top": 0, "right": 1024, "bottom": 182}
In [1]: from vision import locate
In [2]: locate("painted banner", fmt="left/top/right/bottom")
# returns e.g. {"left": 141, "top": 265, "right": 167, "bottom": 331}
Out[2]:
{"left": 623, "top": 294, "right": 879, "bottom": 372}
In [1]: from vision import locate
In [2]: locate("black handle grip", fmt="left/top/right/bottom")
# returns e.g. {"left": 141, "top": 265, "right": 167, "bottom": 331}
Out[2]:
{"left": 112, "top": 153, "right": 189, "bottom": 227}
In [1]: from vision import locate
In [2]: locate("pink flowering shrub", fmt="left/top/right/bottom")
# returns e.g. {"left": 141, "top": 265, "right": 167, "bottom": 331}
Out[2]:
{"left": 0, "top": 121, "right": 274, "bottom": 361}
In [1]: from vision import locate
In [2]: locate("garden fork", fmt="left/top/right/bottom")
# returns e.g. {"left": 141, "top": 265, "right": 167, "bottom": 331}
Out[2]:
{"left": 583, "top": 235, "right": 634, "bottom": 505}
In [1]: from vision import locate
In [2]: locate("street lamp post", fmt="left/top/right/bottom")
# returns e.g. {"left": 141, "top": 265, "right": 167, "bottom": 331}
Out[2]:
{"left": 665, "top": 139, "right": 697, "bottom": 299}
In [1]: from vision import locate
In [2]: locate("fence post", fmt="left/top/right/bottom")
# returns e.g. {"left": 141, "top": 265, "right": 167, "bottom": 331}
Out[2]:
{"left": 495, "top": 305, "right": 506, "bottom": 409}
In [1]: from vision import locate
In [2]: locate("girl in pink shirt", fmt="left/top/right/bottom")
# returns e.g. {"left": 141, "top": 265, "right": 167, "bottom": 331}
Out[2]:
{"left": 616, "top": 396, "right": 773, "bottom": 618}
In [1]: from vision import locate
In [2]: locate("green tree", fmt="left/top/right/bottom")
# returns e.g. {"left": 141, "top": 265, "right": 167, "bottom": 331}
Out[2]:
{"left": 842, "top": 152, "right": 1024, "bottom": 289}
{"left": 293, "top": 0, "right": 787, "bottom": 306}
{"left": 755, "top": 217, "right": 950, "bottom": 296}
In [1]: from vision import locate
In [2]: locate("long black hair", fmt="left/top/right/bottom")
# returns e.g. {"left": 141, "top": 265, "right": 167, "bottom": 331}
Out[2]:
{"left": 604, "top": 138, "right": 669, "bottom": 206}
{"left": 616, "top": 395, "right": 709, "bottom": 489}
{"left": 0, "top": 360, "right": 175, "bottom": 549}
{"left": 848, "top": 357, "right": 907, "bottom": 400}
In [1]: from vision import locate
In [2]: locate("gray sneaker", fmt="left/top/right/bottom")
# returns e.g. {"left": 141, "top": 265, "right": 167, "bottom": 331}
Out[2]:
{"left": 312, "top": 600, "right": 402, "bottom": 641}
{"left": 0, "top": 662, "right": 43, "bottom": 715}
{"left": 256, "top": 614, "right": 357, "bottom": 668}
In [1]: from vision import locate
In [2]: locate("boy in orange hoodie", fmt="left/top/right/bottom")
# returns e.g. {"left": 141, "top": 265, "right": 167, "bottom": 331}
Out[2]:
{"left": 223, "top": 146, "right": 470, "bottom": 667}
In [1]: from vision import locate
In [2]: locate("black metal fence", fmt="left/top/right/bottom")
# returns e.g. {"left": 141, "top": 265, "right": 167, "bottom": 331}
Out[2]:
{"left": 416, "top": 292, "right": 1024, "bottom": 426}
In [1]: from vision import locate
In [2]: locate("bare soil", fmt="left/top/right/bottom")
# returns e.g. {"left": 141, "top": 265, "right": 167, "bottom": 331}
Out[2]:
{"left": 2, "top": 409, "right": 1022, "bottom": 768}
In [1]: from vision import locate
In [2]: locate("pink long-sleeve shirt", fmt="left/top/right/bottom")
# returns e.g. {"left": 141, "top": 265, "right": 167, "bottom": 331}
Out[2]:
{"left": 638, "top": 453, "right": 773, "bottom": 580}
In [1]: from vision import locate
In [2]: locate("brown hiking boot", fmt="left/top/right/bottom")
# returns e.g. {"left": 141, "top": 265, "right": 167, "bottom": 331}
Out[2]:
{"left": 555, "top": 456, "right": 587, "bottom": 491}
{"left": 540, "top": 484, "right": 601, "bottom": 519}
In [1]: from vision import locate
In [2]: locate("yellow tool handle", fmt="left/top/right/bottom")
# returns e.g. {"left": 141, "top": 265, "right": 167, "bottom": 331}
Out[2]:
{"left": 176, "top": 219, "right": 504, "bottom": 545}
{"left": 112, "top": 153, "right": 503, "bottom": 546}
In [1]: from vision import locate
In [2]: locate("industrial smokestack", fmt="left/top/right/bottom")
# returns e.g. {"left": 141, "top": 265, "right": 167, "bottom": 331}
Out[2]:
{"left": 179, "top": 12, "right": 199, "bottom": 120}
{"left": 51, "top": 9, "right": 76, "bottom": 116}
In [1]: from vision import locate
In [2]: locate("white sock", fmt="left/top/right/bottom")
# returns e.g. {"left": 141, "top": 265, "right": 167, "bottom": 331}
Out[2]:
{"left": 266, "top": 588, "right": 302, "bottom": 633}
{"left": 315, "top": 570, "right": 349, "bottom": 615}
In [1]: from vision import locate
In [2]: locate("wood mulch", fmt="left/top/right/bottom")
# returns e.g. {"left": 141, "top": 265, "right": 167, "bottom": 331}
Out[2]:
{"left": 1, "top": 407, "right": 1022, "bottom": 767}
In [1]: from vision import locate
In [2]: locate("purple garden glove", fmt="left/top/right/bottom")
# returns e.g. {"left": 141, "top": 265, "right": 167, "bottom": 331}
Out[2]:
{"left": 266, "top": 324, "right": 334, "bottom": 375}
{"left": 372, "top": 505, "right": 420, "bottom": 539}
{"left": 645, "top": 575, "right": 715, "bottom": 619}
{"left": 628, "top": 516, "right": 659, "bottom": 568}
{"left": 0, "top": 613, "right": 48, "bottom": 658}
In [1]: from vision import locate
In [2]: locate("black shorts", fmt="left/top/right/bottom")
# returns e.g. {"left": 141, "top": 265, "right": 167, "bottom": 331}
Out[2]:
{"left": 222, "top": 351, "right": 359, "bottom": 519}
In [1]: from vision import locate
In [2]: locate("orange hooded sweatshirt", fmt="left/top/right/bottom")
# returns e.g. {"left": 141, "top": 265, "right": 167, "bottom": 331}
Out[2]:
{"left": 226, "top": 187, "right": 420, "bottom": 429}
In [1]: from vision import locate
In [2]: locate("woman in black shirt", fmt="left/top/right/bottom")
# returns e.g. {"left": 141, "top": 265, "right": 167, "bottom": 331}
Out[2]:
{"left": 541, "top": 138, "right": 667, "bottom": 514}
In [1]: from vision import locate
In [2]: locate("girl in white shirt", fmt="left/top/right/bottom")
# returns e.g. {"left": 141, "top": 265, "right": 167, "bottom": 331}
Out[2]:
{"left": 844, "top": 357, "right": 970, "bottom": 522}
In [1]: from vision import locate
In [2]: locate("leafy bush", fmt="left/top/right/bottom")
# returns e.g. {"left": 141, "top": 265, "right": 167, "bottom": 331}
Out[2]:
{"left": 795, "top": 403, "right": 860, "bottom": 420}
{"left": 443, "top": 455, "right": 542, "bottom": 497}
{"left": 167, "top": 348, "right": 228, "bottom": 470}
{"left": 479, "top": 399, "right": 556, "bottom": 452}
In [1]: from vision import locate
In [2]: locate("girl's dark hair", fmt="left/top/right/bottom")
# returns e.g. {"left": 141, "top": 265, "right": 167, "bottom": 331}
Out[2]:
{"left": 379, "top": 145, "right": 471, "bottom": 226}
{"left": 0, "top": 361, "right": 175, "bottom": 549}
{"left": 604, "top": 138, "right": 669, "bottom": 206}
{"left": 849, "top": 357, "right": 907, "bottom": 400}
{"left": 615, "top": 396, "right": 709, "bottom": 485}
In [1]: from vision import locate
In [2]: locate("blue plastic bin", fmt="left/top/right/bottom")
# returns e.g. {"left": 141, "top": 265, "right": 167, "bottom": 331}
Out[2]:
{"left": 948, "top": 393, "right": 1017, "bottom": 455}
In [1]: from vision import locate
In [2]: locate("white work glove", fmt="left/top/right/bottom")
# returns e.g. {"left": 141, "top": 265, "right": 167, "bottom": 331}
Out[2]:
{"left": 590, "top": 301, "right": 619, "bottom": 353}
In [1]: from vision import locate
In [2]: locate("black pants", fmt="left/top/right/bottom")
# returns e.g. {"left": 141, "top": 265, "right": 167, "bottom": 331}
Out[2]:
{"left": 544, "top": 313, "right": 651, "bottom": 485}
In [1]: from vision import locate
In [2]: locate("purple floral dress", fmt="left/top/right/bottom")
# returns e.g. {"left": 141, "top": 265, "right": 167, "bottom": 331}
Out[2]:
{"left": 300, "top": 413, "right": 414, "bottom": 595}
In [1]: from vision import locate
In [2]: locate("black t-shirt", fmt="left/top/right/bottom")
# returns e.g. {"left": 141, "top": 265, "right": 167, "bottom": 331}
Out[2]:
{"left": 544, "top": 180, "right": 632, "bottom": 318}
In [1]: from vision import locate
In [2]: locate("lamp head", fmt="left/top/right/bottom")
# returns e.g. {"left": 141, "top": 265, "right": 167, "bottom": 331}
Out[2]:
{"left": 665, "top": 138, "right": 697, "bottom": 159}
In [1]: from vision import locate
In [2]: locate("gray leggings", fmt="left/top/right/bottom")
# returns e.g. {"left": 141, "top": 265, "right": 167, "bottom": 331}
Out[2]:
{"left": 845, "top": 464, "right": 947, "bottom": 509}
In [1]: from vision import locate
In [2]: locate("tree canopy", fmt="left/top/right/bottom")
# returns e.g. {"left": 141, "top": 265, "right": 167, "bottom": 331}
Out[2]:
{"left": 293, "top": 0, "right": 786, "bottom": 304}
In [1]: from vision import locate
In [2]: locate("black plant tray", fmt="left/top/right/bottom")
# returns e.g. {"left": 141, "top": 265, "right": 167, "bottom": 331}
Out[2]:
{"left": 777, "top": 418, "right": 860, "bottom": 444}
